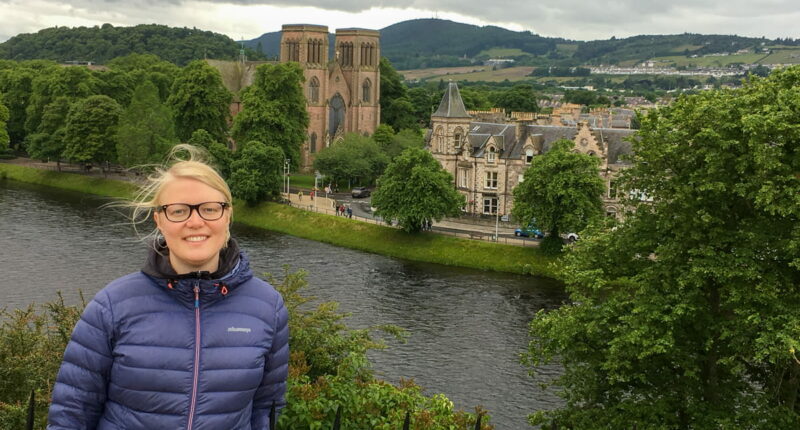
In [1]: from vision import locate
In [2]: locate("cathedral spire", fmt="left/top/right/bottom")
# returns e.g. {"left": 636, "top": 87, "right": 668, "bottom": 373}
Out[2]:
{"left": 432, "top": 82, "right": 471, "bottom": 118}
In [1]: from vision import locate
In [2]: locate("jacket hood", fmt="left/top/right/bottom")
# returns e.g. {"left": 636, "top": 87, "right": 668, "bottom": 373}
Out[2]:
{"left": 141, "top": 238, "right": 254, "bottom": 308}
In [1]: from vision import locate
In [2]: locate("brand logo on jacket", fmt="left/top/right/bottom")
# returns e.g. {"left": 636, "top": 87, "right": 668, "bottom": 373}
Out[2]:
{"left": 227, "top": 327, "right": 252, "bottom": 333}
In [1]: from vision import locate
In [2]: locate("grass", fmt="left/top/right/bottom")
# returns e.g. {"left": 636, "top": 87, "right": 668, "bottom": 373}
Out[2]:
{"left": 653, "top": 53, "right": 766, "bottom": 67}
{"left": 759, "top": 49, "right": 800, "bottom": 64}
{"left": 290, "top": 174, "right": 316, "bottom": 189}
{"left": 0, "top": 163, "right": 561, "bottom": 278}
{"left": 429, "top": 66, "right": 536, "bottom": 82}
{"left": 477, "top": 48, "right": 531, "bottom": 57}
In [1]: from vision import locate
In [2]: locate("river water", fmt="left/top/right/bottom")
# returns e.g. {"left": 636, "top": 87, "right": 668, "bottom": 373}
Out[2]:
{"left": 0, "top": 179, "right": 566, "bottom": 428}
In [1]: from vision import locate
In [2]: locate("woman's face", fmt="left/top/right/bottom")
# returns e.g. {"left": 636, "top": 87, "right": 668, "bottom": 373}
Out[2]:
{"left": 153, "top": 177, "right": 231, "bottom": 274}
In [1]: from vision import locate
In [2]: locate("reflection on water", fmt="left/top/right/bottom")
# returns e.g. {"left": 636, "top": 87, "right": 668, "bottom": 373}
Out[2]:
{"left": 0, "top": 179, "right": 566, "bottom": 428}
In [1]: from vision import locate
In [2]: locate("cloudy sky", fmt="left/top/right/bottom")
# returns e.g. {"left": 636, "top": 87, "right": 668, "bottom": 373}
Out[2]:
{"left": 1, "top": 0, "right": 798, "bottom": 43}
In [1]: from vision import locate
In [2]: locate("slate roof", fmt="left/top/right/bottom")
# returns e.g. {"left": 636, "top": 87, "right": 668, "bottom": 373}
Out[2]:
{"left": 432, "top": 82, "right": 471, "bottom": 118}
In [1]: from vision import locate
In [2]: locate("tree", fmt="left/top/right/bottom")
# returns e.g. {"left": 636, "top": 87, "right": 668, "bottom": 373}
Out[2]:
{"left": 524, "top": 67, "right": 800, "bottom": 428}
{"left": 490, "top": 84, "right": 540, "bottom": 112}
{"left": 231, "top": 63, "right": 308, "bottom": 170}
{"left": 62, "top": 95, "right": 122, "bottom": 166}
{"left": 116, "top": 80, "right": 177, "bottom": 167}
{"left": 229, "top": 140, "right": 284, "bottom": 205}
{"left": 25, "top": 96, "right": 72, "bottom": 167}
{"left": 372, "top": 147, "right": 464, "bottom": 233}
{"left": 512, "top": 139, "right": 604, "bottom": 252}
{"left": 168, "top": 60, "right": 232, "bottom": 143}
{"left": 0, "top": 92, "right": 9, "bottom": 152}
{"left": 384, "top": 128, "right": 424, "bottom": 160}
{"left": 379, "top": 57, "right": 418, "bottom": 131}
{"left": 312, "top": 133, "right": 388, "bottom": 187}
{"left": 187, "top": 129, "right": 233, "bottom": 179}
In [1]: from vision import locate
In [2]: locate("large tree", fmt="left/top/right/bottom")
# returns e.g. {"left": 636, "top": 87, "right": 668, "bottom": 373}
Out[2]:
{"left": 524, "top": 67, "right": 800, "bottom": 428}
{"left": 312, "top": 133, "right": 388, "bottom": 187}
{"left": 372, "top": 147, "right": 464, "bottom": 232}
{"left": 230, "top": 63, "right": 308, "bottom": 170}
{"left": 229, "top": 140, "right": 284, "bottom": 205}
{"left": 379, "top": 57, "right": 417, "bottom": 131}
{"left": 62, "top": 95, "right": 122, "bottom": 166}
{"left": 187, "top": 129, "right": 233, "bottom": 179}
{"left": 0, "top": 92, "right": 9, "bottom": 152}
{"left": 116, "top": 80, "right": 177, "bottom": 167}
{"left": 512, "top": 139, "right": 605, "bottom": 252}
{"left": 25, "top": 96, "right": 72, "bottom": 167}
{"left": 168, "top": 60, "right": 231, "bottom": 143}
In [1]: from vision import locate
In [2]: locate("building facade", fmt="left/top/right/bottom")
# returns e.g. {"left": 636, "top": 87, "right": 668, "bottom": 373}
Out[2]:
{"left": 280, "top": 24, "right": 381, "bottom": 169}
{"left": 428, "top": 83, "right": 635, "bottom": 220}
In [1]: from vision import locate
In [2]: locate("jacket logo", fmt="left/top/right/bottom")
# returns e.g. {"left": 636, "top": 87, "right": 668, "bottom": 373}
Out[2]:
{"left": 227, "top": 327, "right": 252, "bottom": 333}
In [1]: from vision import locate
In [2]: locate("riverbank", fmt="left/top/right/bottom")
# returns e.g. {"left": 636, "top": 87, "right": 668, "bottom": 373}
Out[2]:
{"left": 0, "top": 163, "right": 560, "bottom": 278}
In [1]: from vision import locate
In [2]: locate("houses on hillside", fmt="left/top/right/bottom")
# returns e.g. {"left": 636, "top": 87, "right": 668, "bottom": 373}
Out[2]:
{"left": 427, "top": 82, "right": 635, "bottom": 220}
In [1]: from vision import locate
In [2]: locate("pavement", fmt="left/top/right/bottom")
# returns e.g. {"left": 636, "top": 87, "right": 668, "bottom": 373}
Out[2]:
{"left": 284, "top": 189, "right": 537, "bottom": 245}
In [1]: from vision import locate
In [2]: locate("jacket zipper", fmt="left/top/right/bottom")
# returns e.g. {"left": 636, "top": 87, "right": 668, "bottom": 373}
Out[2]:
{"left": 187, "top": 283, "right": 201, "bottom": 430}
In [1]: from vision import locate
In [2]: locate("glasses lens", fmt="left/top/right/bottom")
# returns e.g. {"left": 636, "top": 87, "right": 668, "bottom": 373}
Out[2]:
{"left": 198, "top": 202, "right": 225, "bottom": 221}
{"left": 165, "top": 204, "right": 191, "bottom": 222}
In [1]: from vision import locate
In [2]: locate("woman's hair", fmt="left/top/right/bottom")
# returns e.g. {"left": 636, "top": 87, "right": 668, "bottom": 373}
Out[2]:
{"left": 127, "top": 144, "right": 233, "bottom": 247}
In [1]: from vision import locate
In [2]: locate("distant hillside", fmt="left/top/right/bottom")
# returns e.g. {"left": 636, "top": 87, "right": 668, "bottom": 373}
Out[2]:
{"left": 0, "top": 23, "right": 265, "bottom": 65}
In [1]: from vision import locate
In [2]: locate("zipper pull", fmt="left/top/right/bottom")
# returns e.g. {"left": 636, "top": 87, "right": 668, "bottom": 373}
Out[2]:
{"left": 194, "top": 284, "right": 200, "bottom": 309}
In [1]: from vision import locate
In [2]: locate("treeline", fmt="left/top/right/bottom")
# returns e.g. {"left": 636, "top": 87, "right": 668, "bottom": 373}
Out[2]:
{"left": 0, "top": 24, "right": 264, "bottom": 65}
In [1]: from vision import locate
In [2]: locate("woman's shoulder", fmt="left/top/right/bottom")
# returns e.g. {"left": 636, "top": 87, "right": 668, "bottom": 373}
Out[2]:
{"left": 92, "top": 271, "right": 160, "bottom": 304}
{"left": 234, "top": 276, "right": 283, "bottom": 306}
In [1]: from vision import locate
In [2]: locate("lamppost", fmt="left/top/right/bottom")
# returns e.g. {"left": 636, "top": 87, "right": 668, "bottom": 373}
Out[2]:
{"left": 283, "top": 158, "right": 290, "bottom": 198}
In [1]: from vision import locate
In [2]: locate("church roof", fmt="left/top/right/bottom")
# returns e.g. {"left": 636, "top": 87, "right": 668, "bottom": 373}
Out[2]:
{"left": 432, "top": 82, "right": 471, "bottom": 119}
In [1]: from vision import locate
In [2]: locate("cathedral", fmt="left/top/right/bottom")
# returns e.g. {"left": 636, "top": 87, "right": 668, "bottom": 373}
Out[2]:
{"left": 281, "top": 24, "right": 380, "bottom": 169}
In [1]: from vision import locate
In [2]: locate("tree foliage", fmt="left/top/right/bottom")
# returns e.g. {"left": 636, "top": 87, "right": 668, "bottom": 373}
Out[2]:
{"left": 187, "top": 129, "right": 232, "bottom": 179}
{"left": 312, "top": 133, "right": 388, "bottom": 187}
{"left": 116, "top": 80, "right": 177, "bottom": 167}
{"left": 524, "top": 66, "right": 800, "bottom": 428}
{"left": 62, "top": 95, "right": 122, "bottom": 165}
{"left": 0, "top": 92, "right": 9, "bottom": 152}
{"left": 25, "top": 96, "right": 71, "bottom": 164}
{"left": 167, "top": 60, "right": 231, "bottom": 143}
{"left": 231, "top": 63, "right": 308, "bottom": 170}
{"left": 379, "top": 58, "right": 418, "bottom": 131}
{"left": 372, "top": 147, "right": 464, "bottom": 232}
{"left": 512, "top": 139, "right": 604, "bottom": 251}
{"left": 229, "top": 140, "right": 284, "bottom": 205}
{"left": 489, "top": 84, "right": 540, "bottom": 112}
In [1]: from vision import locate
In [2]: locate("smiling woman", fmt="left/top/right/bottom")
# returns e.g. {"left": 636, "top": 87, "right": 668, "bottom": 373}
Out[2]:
{"left": 47, "top": 144, "right": 290, "bottom": 430}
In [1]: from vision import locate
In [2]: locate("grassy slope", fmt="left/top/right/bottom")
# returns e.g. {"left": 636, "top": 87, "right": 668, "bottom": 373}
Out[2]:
{"left": 0, "top": 163, "right": 560, "bottom": 278}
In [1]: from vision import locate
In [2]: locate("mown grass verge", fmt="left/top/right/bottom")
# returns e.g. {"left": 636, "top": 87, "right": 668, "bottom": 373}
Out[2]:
{"left": 1, "top": 163, "right": 561, "bottom": 278}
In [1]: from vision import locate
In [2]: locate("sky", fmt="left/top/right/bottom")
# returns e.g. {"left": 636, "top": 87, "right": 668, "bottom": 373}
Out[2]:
{"left": 1, "top": 0, "right": 798, "bottom": 43}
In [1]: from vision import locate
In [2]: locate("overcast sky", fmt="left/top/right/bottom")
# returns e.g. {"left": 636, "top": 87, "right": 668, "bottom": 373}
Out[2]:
{"left": 1, "top": 0, "right": 798, "bottom": 43}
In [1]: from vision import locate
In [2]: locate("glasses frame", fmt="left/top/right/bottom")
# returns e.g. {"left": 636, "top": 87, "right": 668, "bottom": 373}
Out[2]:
{"left": 156, "top": 201, "right": 229, "bottom": 223}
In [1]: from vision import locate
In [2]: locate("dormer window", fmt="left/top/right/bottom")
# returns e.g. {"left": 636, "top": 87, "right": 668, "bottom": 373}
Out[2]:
{"left": 487, "top": 147, "right": 496, "bottom": 163}
{"left": 525, "top": 148, "right": 534, "bottom": 164}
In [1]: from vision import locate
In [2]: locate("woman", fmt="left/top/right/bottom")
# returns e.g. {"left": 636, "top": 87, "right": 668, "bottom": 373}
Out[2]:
{"left": 47, "top": 146, "right": 289, "bottom": 430}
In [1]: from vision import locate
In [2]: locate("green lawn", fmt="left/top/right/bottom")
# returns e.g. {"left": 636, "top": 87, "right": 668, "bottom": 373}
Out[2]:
{"left": 477, "top": 48, "right": 531, "bottom": 57}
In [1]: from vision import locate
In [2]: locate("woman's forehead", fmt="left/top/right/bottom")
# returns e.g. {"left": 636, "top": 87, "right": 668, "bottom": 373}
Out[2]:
{"left": 158, "top": 177, "right": 226, "bottom": 203}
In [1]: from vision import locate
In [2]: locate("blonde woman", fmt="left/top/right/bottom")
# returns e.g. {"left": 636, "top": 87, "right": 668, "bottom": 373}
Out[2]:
{"left": 48, "top": 146, "right": 289, "bottom": 430}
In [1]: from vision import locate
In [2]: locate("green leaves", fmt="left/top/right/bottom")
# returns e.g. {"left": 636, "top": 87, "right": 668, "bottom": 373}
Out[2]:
{"left": 62, "top": 95, "right": 122, "bottom": 165}
{"left": 372, "top": 147, "right": 464, "bottom": 233}
{"left": 229, "top": 140, "right": 284, "bottom": 205}
{"left": 167, "top": 60, "right": 231, "bottom": 143}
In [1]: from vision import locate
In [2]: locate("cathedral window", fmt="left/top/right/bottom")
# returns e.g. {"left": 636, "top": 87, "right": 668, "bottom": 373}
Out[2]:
{"left": 362, "top": 79, "right": 371, "bottom": 103}
{"left": 310, "top": 133, "right": 317, "bottom": 153}
{"left": 308, "top": 77, "right": 320, "bottom": 103}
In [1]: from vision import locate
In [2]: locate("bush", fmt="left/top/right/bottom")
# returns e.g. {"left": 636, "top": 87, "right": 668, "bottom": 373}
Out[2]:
{"left": 0, "top": 269, "right": 492, "bottom": 429}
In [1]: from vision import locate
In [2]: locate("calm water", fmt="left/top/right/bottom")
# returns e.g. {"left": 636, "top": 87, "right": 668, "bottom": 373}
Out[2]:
{"left": 0, "top": 179, "right": 566, "bottom": 428}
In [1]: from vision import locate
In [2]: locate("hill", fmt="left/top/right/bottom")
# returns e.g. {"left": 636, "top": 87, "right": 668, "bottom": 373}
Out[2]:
{"left": 0, "top": 23, "right": 265, "bottom": 65}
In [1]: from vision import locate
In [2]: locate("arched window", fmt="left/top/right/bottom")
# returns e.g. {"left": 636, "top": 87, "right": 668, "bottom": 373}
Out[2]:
{"left": 308, "top": 77, "right": 320, "bottom": 103}
{"left": 362, "top": 79, "right": 371, "bottom": 103}
{"left": 487, "top": 146, "right": 496, "bottom": 163}
{"left": 310, "top": 133, "right": 317, "bottom": 153}
{"left": 453, "top": 127, "right": 463, "bottom": 148}
{"left": 434, "top": 126, "right": 445, "bottom": 153}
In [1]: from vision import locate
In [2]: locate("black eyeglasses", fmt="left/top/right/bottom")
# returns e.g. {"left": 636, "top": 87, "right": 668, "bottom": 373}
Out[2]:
{"left": 157, "top": 202, "right": 229, "bottom": 222}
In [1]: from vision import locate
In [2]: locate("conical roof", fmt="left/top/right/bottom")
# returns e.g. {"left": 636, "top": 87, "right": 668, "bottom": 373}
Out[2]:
{"left": 432, "top": 82, "right": 471, "bottom": 118}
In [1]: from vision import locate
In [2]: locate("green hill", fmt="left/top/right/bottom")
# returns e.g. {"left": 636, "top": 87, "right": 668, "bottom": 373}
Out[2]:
{"left": 0, "top": 23, "right": 265, "bottom": 65}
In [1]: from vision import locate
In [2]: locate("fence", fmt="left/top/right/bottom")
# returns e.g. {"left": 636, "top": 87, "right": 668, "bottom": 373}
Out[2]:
{"left": 283, "top": 200, "right": 540, "bottom": 248}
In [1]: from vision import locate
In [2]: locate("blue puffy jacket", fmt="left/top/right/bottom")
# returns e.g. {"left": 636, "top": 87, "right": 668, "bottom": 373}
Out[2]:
{"left": 47, "top": 240, "right": 289, "bottom": 430}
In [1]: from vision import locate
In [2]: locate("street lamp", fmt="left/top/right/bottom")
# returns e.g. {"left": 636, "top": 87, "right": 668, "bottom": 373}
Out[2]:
{"left": 283, "top": 158, "right": 291, "bottom": 198}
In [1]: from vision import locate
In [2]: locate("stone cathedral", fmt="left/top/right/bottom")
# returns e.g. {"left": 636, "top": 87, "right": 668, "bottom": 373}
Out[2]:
{"left": 280, "top": 24, "right": 381, "bottom": 169}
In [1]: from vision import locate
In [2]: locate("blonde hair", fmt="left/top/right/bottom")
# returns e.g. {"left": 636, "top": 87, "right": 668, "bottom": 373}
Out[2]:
{"left": 127, "top": 144, "right": 233, "bottom": 247}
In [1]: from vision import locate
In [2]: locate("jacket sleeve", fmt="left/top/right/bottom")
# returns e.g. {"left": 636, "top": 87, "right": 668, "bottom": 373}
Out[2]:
{"left": 47, "top": 291, "right": 115, "bottom": 430}
{"left": 251, "top": 291, "right": 290, "bottom": 429}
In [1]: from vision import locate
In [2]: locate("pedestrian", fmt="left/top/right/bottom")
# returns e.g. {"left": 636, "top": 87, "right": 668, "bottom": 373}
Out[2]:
{"left": 347, "top": 206, "right": 353, "bottom": 219}
{"left": 298, "top": 190, "right": 303, "bottom": 201}
{"left": 47, "top": 144, "right": 290, "bottom": 430}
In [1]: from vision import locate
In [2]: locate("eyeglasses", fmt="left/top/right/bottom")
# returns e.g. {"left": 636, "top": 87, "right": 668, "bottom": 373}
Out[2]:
{"left": 157, "top": 202, "right": 229, "bottom": 222}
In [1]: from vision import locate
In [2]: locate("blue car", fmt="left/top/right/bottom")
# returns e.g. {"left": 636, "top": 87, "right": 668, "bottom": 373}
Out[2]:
{"left": 514, "top": 224, "right": 544, "bottom": 238}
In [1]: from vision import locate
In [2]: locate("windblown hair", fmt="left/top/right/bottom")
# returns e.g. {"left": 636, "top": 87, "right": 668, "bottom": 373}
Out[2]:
{"left": 127, "top": 144, "right": 233, "bottom": 247}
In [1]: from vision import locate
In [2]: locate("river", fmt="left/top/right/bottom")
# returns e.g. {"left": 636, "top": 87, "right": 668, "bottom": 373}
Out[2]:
{"left": 0, "top": 179, "right": 566, "bottom": 428}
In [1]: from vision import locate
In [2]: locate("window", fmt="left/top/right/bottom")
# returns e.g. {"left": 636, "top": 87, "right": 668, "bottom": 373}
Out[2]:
{"left": 362, "top": 79, "right": 371, "bottom": 103}
{"left": 487, "top": 147, "right": 496, "bottom": 163}
{"left": 435, "top": 127, "right": 445, "bottom": 153}
{"left": 459, "top": 168, "right": 468, "bottom": 188}
{"left": 485, "top": 171, "right": 498, "bottom": 189}
{"left": 483, "top": 197, "right": 498, "bottom": 215}
{"left": 525, "top": 148, "right": 534, "bottom": 164}
{"left": 454, "top": 132, "right": 462, "bottom": 147}
{"left": 310, "top": 133, "right": 317, "bottom": 153}
{"left": 308, "top": 77, "right": 320, "bottom": 103}
{"left": 518, "top": 174, "right": 524, "bottom": 183}
{"left": 609, "top": 180, "right": 618, "bottom": 199}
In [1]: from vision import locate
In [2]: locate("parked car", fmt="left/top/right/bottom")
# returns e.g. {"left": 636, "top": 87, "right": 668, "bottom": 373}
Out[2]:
{"left": 351, "top": 187, "right": 371, "bottom": 198}
{"left": 514, "top": 224, "right": 544, "bottom": 238}
{"left": 563, "top": 232, "right": 580, "bottom": 243}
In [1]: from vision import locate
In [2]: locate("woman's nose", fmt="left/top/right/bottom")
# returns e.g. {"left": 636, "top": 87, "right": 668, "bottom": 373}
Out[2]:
{"left": 185, "top": 208, "right": 205, "bottom": 226}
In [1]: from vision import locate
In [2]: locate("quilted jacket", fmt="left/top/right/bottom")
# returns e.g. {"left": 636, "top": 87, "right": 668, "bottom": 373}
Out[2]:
{"left": 47, "top": 240, "right": 290, "bottom": 430}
